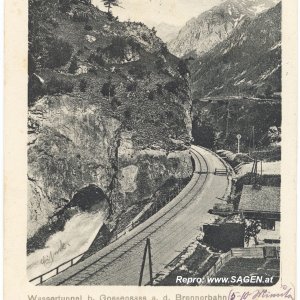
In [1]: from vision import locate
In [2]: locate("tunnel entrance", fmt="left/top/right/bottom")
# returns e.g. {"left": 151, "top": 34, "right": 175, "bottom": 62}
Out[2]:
{"left": 69, "top": 184, "right": 109, "bottom": 211}
{"left": 192, "top": 119, "right": 215, "bottom": 149}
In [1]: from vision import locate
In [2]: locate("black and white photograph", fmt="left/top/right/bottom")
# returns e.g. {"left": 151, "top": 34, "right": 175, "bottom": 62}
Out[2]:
{"left": 25, "top": 0, "right": 285, "bottom": 288}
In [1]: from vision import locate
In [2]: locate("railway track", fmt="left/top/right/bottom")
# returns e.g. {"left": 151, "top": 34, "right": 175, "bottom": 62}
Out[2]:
{"left": 42, "top": 146, "right": 228, "bottom": 286}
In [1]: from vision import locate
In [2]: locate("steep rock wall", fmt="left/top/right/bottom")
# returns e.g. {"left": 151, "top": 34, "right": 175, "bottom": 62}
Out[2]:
{"left": 28, "top": 95, "right": 121, "bottom": 238}
{"left": 28, "top": 0, "right": 194, "bottom": 242}
{"left": 117, "top": 132, "right": 193, "bottom": 206}
{"left": 28, "top": 96, "right": 193, "bottom": 239}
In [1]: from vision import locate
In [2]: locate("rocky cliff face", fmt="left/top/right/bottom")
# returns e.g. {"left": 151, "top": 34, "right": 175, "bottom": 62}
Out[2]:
{"left": 168, "top": 0, "right": 279, "bottom": 58}
{"left": 28, "top": 0, "right": 193, "bottom": 239}
{"left": 117, "top": 131, "right": 192, "bottom": 205}
{"left": 28, "top": 95, "right": 121, "bottom": 237}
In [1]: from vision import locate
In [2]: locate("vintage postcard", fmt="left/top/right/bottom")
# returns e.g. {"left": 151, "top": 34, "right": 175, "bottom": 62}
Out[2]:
{"left": 4, "top": 0, "right": 297, "bottom": 299}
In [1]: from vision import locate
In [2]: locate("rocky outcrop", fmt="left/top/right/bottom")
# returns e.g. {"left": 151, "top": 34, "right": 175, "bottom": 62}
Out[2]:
{"left": 28, "top": 95, "right": 193, "bottom": 238}
{"left": 117, "top": 132, "right": 193, "bottom": 205}
{"left": 28, "top": 0, "right": 193, "bottom": 241}
{"left": 28, "top": 95, "right": 121, "bottom": 238}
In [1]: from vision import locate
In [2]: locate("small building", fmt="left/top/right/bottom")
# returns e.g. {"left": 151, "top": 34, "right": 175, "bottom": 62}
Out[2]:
{"left": 203, "top": 222, "right": 245, "bottom": 251}
{"left": 239, "top": 185, "right": 280, "bottom": 243}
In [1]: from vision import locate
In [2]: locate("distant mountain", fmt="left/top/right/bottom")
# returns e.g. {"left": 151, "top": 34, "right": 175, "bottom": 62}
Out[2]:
{"left": 191, "top": 2, "right": 281, "bottom": 99}
{"left": 155, "top": 23, "right": 180, "bottom": 43}
{"left": 168, "top": 0, "right": 280, "bottom": 58}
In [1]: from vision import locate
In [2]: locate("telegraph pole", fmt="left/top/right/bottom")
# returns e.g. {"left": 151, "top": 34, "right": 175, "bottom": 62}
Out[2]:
{"left": 138, "top": 240, "right": 148, "bottom": 286}
{"left": 254, "top": 159, "right": 258, "bottom": 185}
{"left": 249, "top": 158, "right": 258, "bottom": 185}
{"left": 148, "top": 239, "right": 153, "bottom": 286}
{"left": 236, "top": 134, "right": 241, "bottom": 154}
{"left": 138, "top": 238, "right": 153, "bottom": 286}
{"left": 252, "top": 126, "right": 255, "bottom": 151}
{"left": 226, "top": 102, "right": 230, "bottom": 137}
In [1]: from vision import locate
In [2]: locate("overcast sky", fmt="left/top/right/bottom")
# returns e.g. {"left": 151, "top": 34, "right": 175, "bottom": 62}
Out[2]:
{"left": 92, "top": 0, "right": 225, "bottom": 27}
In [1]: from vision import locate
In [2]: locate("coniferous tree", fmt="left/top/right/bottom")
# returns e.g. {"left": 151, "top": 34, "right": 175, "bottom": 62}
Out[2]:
{"left": 68, "top": 56, "right": 78, "bottom": 74}
{"left": 102, "top": 0, "right": 120, "bottom": 13}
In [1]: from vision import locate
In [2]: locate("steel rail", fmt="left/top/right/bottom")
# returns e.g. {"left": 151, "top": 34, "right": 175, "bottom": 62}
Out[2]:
{"left": 53, "top": 147, "right": 209, "bottom": 285}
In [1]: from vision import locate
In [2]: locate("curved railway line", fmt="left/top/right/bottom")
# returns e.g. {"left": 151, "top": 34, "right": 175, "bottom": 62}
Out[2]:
{"left": 42, "top": 145, "right": 229, "bottom": 286}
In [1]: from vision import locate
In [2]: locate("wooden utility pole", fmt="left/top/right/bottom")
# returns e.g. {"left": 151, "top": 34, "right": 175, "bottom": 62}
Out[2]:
{"left": 252, "top": 126, "right": 255, "bottom": 151}
{"left": 249, "top": 158, "right": 258, "bottom": 185}
{"left": 138, "top": 240, "right": 148, "bottom": 286}
{"left": 138, "top": 238, "right": 153, "bottom": 286}
{"left": 226, "top": 102, "right": 230, "bottom": 137}
{"left": 249, "top": 159, "right": 262, "bottom": 186}
{"left": 253, "top": 159, "right": 258, "bottom": 185}
{"left": 248, "top": 126, "right": 255, "bottom": 154}
{"left": 148, "top": 239, "right": 153, "bottom": 286}
{"left": 236, "top": 134, "right": 241, "bottom": 154}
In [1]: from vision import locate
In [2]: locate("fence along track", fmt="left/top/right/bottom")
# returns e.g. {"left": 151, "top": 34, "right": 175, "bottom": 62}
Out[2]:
{"left": 58, "top": 147, "right": 208, "bottom": 286}
{"left": 38, "top": 147, "right": 208, "bottom": 285}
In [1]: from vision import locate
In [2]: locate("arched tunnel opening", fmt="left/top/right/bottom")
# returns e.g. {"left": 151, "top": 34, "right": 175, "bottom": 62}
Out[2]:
{"left": 192, "top": 119, "right": 215, "bottom": 149}
{"left": 69, "top": 184, "right": 110, "bottom": 212}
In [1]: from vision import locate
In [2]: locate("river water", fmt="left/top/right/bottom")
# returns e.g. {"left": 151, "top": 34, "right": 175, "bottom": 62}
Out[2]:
{"left": 27, "top": 209, "right": 106, "bottom": 280}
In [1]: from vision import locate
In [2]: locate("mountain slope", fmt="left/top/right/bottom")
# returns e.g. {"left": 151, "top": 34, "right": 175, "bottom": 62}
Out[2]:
{"left": 155, "top": 23, "right": 180, "bottom": 43}
{"left": 168, "top": 0, "right": 279, "bottom": 58}
{"left": 191, "top": 2, "right": 281, "bottom": 99}
{"left": 28, "top": 0, "right": 193, "bottom": 242}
